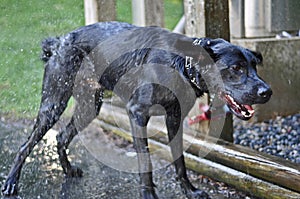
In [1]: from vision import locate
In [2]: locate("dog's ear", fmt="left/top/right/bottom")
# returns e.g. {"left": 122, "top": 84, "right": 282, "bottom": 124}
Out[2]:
{"left": 193, "top": 38, "right": 214, "bottom": 60}
{"left": 174, "top": 36, "right": 205, "bottom": 57}
{"left": 41, "top": 37, "right": 60, "bottom": 62}
{"left": 193, "top": 38, "right": 227, "bottom": 61}
{"left": 249, "top": 50, "right": 263, "bottom": 65}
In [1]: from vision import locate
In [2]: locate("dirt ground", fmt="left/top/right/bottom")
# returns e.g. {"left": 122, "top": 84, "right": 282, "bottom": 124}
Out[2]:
{"left": 0, "top": 117, "right": 256, "bottom": 199}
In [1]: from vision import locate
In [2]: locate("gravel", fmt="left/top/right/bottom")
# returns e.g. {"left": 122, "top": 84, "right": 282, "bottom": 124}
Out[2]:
{"left": 234, "top": 114, "right": 300, "bottom": 164}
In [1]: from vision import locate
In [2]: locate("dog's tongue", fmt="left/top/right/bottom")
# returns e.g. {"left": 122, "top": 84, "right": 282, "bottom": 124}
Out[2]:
{"left": 223, "top": 93, "right": 255, "bottom": 120}
{"left": 244, "top": 105, "right": 253, "bottom": 112}
{"left": 241, "top": 104, "right": 255, "bottom": 118}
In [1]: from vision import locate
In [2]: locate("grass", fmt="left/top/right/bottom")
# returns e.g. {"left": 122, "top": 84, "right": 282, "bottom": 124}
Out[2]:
{"left": 0, "top": 0, "right": 85, "bottom": 118}
{"left": 0, "top": 0, "right": 183, "bottom": 119}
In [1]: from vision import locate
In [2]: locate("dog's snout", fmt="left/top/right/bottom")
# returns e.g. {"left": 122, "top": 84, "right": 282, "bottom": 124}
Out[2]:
{"left": 257, "top": 86, "right": 272, "bottom": 99}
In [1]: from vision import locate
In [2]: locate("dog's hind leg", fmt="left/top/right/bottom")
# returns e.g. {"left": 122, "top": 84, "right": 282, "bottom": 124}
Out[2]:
{"left": 2, "top": 36, "right": 85, "bottom": 196}
{"left": 57, "top": 87, "right": 104, "bottom": 177}
{"left": 56, "top": 118, "right": 83, "bottom": 177}
{"left": 166, "top": 106, "right": 210, "bottom": 199}
{"left": 2, "top": 93, "right": 71, "bottom": 196}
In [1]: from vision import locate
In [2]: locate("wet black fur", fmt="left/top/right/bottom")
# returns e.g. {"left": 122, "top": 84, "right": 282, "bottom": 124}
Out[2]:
{"left": 2, "top": 22, "right": 272, "bottom": 199}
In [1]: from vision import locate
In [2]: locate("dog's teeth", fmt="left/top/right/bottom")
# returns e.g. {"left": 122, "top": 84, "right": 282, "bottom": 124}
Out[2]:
{"left": 241, "top": 111, "right": 251, "bottom": 118}
{"left": 248, "top": 109, "right": 255, "bottom": 114}
{"left": 233, "top": 101, "right": 239, "bottom": 108}
{"left": 227, "top": 95, "right": 240, "bottom": 108}
{"left": 241, "top": 110, "right": 252, "bottom": 118}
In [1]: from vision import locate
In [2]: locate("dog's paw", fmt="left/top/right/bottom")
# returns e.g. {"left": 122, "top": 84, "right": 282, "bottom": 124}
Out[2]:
{"left": 2, "top": 177, "right": 18, "bottom": 197}
{"left": 186, "top": 189, "right": 210, "bottom": 199}
{"left": 179, "top": 178, "right": 210, "bottom": 199}
{"left": 141, "top": 188, "right": 159, "bottom": 199}
{"left": 65, "top": 166, "right": 83, "bottom": 178}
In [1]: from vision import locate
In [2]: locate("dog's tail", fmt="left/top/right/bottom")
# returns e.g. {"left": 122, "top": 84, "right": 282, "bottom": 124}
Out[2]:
{"left": 41, "top": 37, "right": 60, "bottom": 62}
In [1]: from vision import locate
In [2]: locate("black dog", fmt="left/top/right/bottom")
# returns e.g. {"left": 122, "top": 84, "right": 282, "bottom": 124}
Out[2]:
{"left": 2, "top": 22, "right": 272, "bottom": 199}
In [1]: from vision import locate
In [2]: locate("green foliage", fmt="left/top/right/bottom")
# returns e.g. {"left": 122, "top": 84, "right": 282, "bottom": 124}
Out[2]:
{"left": 0, "top": 0, "right": 183, "bottom": 118}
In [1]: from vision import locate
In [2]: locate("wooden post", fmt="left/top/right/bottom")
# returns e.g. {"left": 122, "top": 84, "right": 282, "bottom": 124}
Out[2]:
{"left": 144, "top": 0, "right": 164, "bottom": 27}
{"left": 204, "top": 0, "right": 230, "bottom": 40}
{"left": 84, "top": 0, "right": 116, "bottom": 25}
{"left": 184, "top": 0, "right": 233, "bottom": 142}
{"left": 84, "top": 0, "right": 99, "bottom": 25}
{"left": 184, "top": 0, "right": 206, "bottom": 37}
{"left": 204, "top": 0, "right": 232, "bottom": 142}
{"left": 132, "top": 0, "right": 164, "bottom": 27}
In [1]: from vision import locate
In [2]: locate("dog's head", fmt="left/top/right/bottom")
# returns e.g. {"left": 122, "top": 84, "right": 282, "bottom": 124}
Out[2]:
{"left": 194, "top": 38, "right": 272, "bottom": 120}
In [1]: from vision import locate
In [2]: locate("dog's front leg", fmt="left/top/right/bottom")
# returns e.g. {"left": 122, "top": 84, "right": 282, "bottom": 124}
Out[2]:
{"left": 128, "top": 115, "right": 158, "bottom": 199}
{"left": 166, "top": 108, "right": 210, "bottom": 199}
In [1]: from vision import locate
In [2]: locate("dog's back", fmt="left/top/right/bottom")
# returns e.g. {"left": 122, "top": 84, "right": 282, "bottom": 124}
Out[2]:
{"left": 41, "top": 22, "right": 136, "bottom": 62}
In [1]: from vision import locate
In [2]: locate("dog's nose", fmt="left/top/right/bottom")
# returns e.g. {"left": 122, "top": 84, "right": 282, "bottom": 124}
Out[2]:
{"left": 257, "top": 86, "right": 272, "bottom": 99}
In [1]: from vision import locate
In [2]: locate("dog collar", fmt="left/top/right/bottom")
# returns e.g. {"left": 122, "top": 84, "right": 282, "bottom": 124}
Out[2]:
{"left": 192, "top": 38, "right": 211, "bottom": 46}
{"left": 184, "top": 56, "right": 201, "bottom": 90}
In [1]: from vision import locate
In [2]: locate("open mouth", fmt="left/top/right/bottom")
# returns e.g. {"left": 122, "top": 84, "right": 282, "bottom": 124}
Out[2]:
{"left": 221, "top": 93, "right": 255, "bottom": 120}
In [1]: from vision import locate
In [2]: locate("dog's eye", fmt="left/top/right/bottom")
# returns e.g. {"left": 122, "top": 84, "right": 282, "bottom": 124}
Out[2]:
{"left": 232, "top": 65, "right": 243, "bottom": 72}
